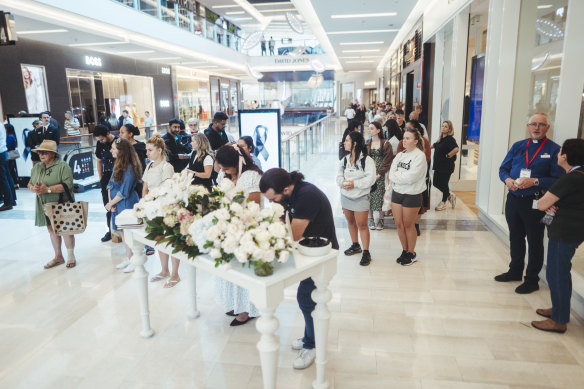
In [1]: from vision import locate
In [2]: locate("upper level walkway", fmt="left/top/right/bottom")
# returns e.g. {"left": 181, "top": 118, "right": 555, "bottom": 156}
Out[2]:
{"left": 1, "top": 118, "right": 583, "bottom": 388}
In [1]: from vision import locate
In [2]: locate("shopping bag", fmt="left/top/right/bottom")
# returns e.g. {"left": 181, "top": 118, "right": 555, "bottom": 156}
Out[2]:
{"left": 43, "top": 183, "right": 88, "bottom": 236}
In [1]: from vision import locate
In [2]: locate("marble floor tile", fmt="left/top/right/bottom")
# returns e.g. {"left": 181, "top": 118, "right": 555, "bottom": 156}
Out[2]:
{"left": 1, "top": 130, "right": 584, "bottom": 388}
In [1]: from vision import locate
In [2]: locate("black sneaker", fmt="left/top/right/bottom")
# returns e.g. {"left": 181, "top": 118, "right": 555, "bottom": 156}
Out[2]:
{"left": 344, "top": 243, "right": 362, "bottom": 256}
{"left": 396, "top": 250, "right": 407, "bottom": 264}
{"left": 515, "top": 282, "right": 539, "bottom": 294}
{"left": 359, "top": 251, "right": 371, "bottom": 266}
{"left": 494, "top": 272, "right": 522, "bottom": 282}
{"left": 400, "top": 252, "right": 417, "bottom": 266}
{"left": 415, "top": 224, "right": 421, "bottom": 236}
{"left": 101, "top": 231, "right": 112, "bottom": 242}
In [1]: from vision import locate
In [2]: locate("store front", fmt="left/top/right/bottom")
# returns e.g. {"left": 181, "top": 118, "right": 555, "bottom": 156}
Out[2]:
{"left": 173, "top": 66, "right": 211, "bottom": 130}
{"left": 0, "top": 38, "right": 174, "bottom": 137}
{"left": 210, "top": 76, "right": 240, "bottom": 134}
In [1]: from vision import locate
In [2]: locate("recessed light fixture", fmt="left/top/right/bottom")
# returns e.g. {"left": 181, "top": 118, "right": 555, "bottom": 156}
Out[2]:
{"left": 254, "top": 1, "right": 291, "bottom": 5}
{"left": 212, "top": 5, "right": 241, "bottom": 9}
{"left": 148, "top": 57, "right": 181, "bottom": 61}
{"left": 17, "top": 29, "right": 68, "bottom": 34}
{"left": 226, "top": 11, "right": 245, "bottom": 15}
{"left": 328, "top": 29, "right": 398, "bottom": 35}
{"left": 345, "top": 60, "right": 375, "bottom": 63}
{"left": 342, "top": 49, "right": 380, "bottom": 53}
{"left": 115, "top": 50, "right": 155, "bottom": 54}
{"left": 331, "top": 12, "right": 396, "bottom": 18}
{"left": 348, "top": 70, "right": 372, "bottom": 73}
{"left": 260, "top": 8, "right": 296, "bottom": 13}
{"left": 69, "top": 41, "right": 127, "bottom": 47}
{"left": 340, "top": 41, "right": 384, "bottom": 45}
{"left": 537, "top": 5, "right": 553, "bottom": 9}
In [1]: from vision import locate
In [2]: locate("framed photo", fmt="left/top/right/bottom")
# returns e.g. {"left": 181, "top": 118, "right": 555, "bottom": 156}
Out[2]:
{"left": 21, "top": 64, "right": 50, "bottom": 114}
{"left": 238, "top": 109, "right": 281, "bottom": 171}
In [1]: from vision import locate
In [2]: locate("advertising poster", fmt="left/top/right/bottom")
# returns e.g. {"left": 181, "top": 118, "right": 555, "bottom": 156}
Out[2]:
{"left": 239, "top": 109, "right": 281, "bottom": 171}
{"left": 21, "top": 64, "right": 49, "bottom": 114}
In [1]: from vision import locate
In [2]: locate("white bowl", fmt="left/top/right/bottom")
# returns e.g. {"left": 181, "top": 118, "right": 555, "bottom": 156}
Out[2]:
{"left": 297, "top": 237, "right": 332, "bottom": 257}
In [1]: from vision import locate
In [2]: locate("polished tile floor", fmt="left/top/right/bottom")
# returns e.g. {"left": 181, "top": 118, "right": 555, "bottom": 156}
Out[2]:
{"left": 2, "top": 131, "right": 584, "bottom": 388}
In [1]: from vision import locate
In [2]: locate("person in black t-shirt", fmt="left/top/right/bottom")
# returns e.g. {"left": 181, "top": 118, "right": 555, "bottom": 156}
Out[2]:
{"left": 260, "top": 168, "right": 338, "bottom": 370}
{"left": 93, "top": 125, "right": 118, "bottom": 242}
{"left": 163, "top": 118, "right": 191, "bottom": 172}
{"left": 432, "top": 120, "right": 460, "bottom": 211}
{"left": 185, "top": 133, "right": 214, "bottom": 191}
{"left": 204, "top": 111, "right": 229, "bottom": 151}
{"left": 532, "top": 138, "right": 584, "bottom": 334}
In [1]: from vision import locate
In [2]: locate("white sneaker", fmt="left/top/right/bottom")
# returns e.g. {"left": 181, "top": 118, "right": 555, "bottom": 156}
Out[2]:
{"left": 449, "top": 193, "right": 457, "bottom": 208}
{"left": 291, "top": 338, "right": 304, "bottom": 350}
{"left": 435, "top": 202, "right": 447, "bottom": 211}
{"left": 293, "top": 348, "right": 316, "bottom": 370}
{"left": 116, "top": 258, "right": 130, "bottom": 270}
{"left": 123, "top": 263, "right": 135, "bottom": 273}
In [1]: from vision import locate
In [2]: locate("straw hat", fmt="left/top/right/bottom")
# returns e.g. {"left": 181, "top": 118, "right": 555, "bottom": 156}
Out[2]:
{"left": 32, "top": 140, "right": 60, "bottom": 156}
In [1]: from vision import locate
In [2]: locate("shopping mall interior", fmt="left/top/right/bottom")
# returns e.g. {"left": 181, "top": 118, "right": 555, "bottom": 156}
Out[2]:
{"left": 1, "top": 0, "right": 584, "bottom": 388}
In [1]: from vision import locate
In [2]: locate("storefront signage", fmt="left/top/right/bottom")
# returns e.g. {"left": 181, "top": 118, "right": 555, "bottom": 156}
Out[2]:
{"left": 159, "top": 99, "right": 170, "bottom": 108}
{"left": 85, "top": 56, "right": 102, "bottom": 67}
{"left": 364, "top": 81, "right": 376, "bottom": 88}
{"left": 274, "top": 57, "right": 310, "bottom": 65}
{"left": 161, "top": 66, "right": 170, "bottom": 75}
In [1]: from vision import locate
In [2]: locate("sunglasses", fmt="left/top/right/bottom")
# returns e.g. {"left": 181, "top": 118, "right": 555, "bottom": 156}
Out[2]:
{"left": 37, "top": 151, "right": 50, "bottom": 155}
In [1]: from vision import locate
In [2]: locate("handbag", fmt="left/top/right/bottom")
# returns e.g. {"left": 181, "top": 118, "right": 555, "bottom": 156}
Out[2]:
{"left": 43, "top": 183, "right": 88, "bottom": 236}
{"left": 8, "top": 149, "right": 20, "bottom": 160}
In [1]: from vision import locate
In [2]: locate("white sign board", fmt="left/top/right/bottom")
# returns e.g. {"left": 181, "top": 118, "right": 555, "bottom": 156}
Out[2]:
{"left": 238, "top": 109, "right": 281, "bottom": 171}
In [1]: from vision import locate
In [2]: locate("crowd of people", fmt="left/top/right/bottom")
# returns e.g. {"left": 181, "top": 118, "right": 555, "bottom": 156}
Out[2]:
{"left": 339, "top": 100, "right": 458, "bottom": 267}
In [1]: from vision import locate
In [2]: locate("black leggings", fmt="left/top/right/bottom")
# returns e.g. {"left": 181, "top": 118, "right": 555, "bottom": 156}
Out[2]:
{"left": 433, "top": 170, "right": 452, "bottom": 202}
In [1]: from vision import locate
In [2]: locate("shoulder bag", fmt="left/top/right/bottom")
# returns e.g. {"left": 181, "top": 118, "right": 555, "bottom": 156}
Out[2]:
{"left": 43, "top": 183, "right": 89, "bottom": 236}
{"left": 8, "top": 149, "right": 20, "bottom": 160}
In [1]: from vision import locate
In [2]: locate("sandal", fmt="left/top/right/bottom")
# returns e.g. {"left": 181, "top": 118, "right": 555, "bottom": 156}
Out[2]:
{"left": 145, "top": 248, "right": 156, "bottom": 256}
{"left": 164, "top": 279, "right": 181, "bottom": 288}
{"left": 150, "top": 274, "right": 169, "bottom": 282}
{"left": 66, "top": 259, "right": 77, "bottom": 268}
{"left": 44, "top": 258, "right": 65, "bottom": 269}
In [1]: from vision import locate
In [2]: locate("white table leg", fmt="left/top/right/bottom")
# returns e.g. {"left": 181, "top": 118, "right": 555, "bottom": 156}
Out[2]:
{"left": 128, "top": 231, "right": 154, "bottom": 338}
{"left": 184, "top": 263, "right": 200, "bottom": 319}
{"left": 255, "top": 306, "right": 280, "bottom": 389}
{"left": 311, "top": 274, "right": 333, "bottom": 389}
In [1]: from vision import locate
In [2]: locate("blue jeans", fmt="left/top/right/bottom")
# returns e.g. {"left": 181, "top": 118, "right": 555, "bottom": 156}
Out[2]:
{"left": 546, "top": 238, "right": 581, "bottom": 324}
{"left": 0, "top": 151, "right": 15, "bottom": 206}
{"left": 297, "top": 277, "right": 316, "bottom": 349}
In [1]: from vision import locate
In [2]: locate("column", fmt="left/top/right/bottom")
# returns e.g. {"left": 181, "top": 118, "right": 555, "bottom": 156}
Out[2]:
{"left": 553, "top": 0, "right": 584, "bottom": 143}
{"left": 430, "top": 29, "right": 444, "bottom": 146}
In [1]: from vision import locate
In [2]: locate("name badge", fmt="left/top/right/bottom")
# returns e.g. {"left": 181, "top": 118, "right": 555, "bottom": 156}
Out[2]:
{"left": 533, "top": 200, "right": 538, "bottom": 210}
{"left": 540, "top": 154, "right": 551, "bottom": 158}
{"left": 520, "top": 169, "right": 531, "bottom": 178}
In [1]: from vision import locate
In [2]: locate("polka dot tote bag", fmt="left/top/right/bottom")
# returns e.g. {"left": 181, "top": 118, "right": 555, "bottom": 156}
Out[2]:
{"left": 43, "top": 183, "right": 88, "bottom": 236}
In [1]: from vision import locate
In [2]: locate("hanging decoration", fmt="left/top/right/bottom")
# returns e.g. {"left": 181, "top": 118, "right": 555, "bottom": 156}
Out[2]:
{"left": 310, "top": 59, "right": 325, "bottom": 73}
{"left": 242, "top": 31, "right": 265, "bottom": 51}
{"left": 247, "top": 63, "right": 264, "bottom": 80}
{"left": 307, "top": 73, "right": 323, "bottom": 89}
{"left": 286, "top": 12, "right": 304, "bottom": 34}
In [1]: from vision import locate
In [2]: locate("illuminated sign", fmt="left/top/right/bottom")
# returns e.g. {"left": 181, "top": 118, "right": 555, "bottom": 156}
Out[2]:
{"left": 85, "top": 56, "right": 102, "bottom": 67}
{"left": 161, "top": 66, "right": 171, "bottom": 74}
{"left": 159, "top": 100, "right": 170, "bottom": 108}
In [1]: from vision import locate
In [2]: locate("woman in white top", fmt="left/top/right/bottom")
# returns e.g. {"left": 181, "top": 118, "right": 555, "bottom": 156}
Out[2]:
{"left": 389, "top": 128, "right": 427, "bottom": 266}
{"left": 142, "top": 135, "right": 177, "bottom": 287}
{"left": 215, "top": 144, "right": 263, "bottom": 326}
{"left": 336, "top": 131, "right": 376, "bottom": 266}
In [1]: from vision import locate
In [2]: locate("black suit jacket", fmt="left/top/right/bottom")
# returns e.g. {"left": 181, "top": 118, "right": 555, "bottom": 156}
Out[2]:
{"left": 30, "top": 124, "right": 60, "bottom": 161}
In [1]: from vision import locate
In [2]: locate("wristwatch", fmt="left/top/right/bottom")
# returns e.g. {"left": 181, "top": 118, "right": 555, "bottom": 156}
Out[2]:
{"left": 47, "top": 187, "right": 52, "bottom": 194}
{"left": 534, "top": 178, "right": 540, "bottom": 186}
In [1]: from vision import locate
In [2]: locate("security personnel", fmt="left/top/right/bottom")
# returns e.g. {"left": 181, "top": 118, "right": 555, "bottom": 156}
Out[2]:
{"left": 497, "top": 113, "right": 564, "bottom": 294}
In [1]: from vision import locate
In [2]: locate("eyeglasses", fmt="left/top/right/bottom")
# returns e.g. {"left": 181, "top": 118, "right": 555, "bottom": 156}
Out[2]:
{"left": 527, "top": 123, "right": 548, "bottom": 128}
{"left": 37, "top": 151, "right": 49, "bottom": 155}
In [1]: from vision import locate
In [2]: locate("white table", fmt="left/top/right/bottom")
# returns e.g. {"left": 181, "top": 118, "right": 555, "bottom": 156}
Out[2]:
{"left": 122, "top": 227, "right": 338, "bottom": 389}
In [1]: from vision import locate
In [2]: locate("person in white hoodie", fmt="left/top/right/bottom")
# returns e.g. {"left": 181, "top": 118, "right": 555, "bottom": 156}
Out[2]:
{"left": 337, "top": 131, "right": 377, "bottom": 266}
{"left": 389, "top": 128, "right": 427, "bottom": 266}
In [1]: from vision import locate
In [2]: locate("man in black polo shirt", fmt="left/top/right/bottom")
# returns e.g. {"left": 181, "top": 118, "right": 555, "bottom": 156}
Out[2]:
{"left": 204, "top": 111, "right": 229, "bottom": 151}
{"left": 260, "top": 168, "right": 338, "bottom": 370}
{"left": 163, "top": 118, "right": 191, "bottom": 172}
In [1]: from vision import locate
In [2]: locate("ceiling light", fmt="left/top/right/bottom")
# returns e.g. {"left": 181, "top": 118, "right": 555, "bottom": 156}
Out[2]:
{"left": 17, "top": 29, "right": 68, "bottom": 34}
{"left": 331, "top": 12, "right": 396, "bottom": 18}
{"left": 226, "top": 11, "right": 245, "bottom": 15}
{"left": 286, "top": 12, "right": 304, "bottom": 34}
{"left": 68, "top": 41, "right": 127, "bottom": 47}
{"left": 231, "top": 17, "right": 252, "bottom": 21}
{"left": 255, "top": 1, "right": 291, "bottom": 5}
{"left": 342, "top": 49, "right": 380, "bottom": 53}
{"left": 212, "top": 5, "right": 241, "bottom": 9}
{"left": 345, "top": 60, "right": 375, "bottom": 63}
{"left": 260, "top": 8, "right": 297, "bottom": 13}
{"left": 242, "top": 31, "right": 264, "bottom": 50}
{"left": 340, "top": 41, "right": 384, "bottom": 45}
{"left": 148, "top": 57, "right": 181, "bottom": 60}
{"left": 115, "top": 50, "right": 155, "bottom": 54}
{"left": 537, "top": 5, "right": 553, "bottom": 9}
{"left": 348, "top": 70, "right": 372, "bottom": 73}
{"left": 328, "top": 29, "right": 398, "bottom": 35}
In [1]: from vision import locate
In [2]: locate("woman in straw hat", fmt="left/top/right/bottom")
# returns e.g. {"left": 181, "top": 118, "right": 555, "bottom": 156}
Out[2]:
{"left": 27, "top": 140, "right": 77, "bottom": 269}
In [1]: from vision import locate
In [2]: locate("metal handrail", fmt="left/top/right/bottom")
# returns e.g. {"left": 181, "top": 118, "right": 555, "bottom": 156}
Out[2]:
{"left": 281, "top": 114, "right": 333, "bottom": 142}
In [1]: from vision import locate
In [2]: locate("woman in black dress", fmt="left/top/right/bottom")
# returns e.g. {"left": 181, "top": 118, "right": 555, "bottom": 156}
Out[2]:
{"left": 186, "top": 133, "right": 214, "bottom": 191}
{"left": 432, "top": 120, "right": 460, "bottom": 211}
